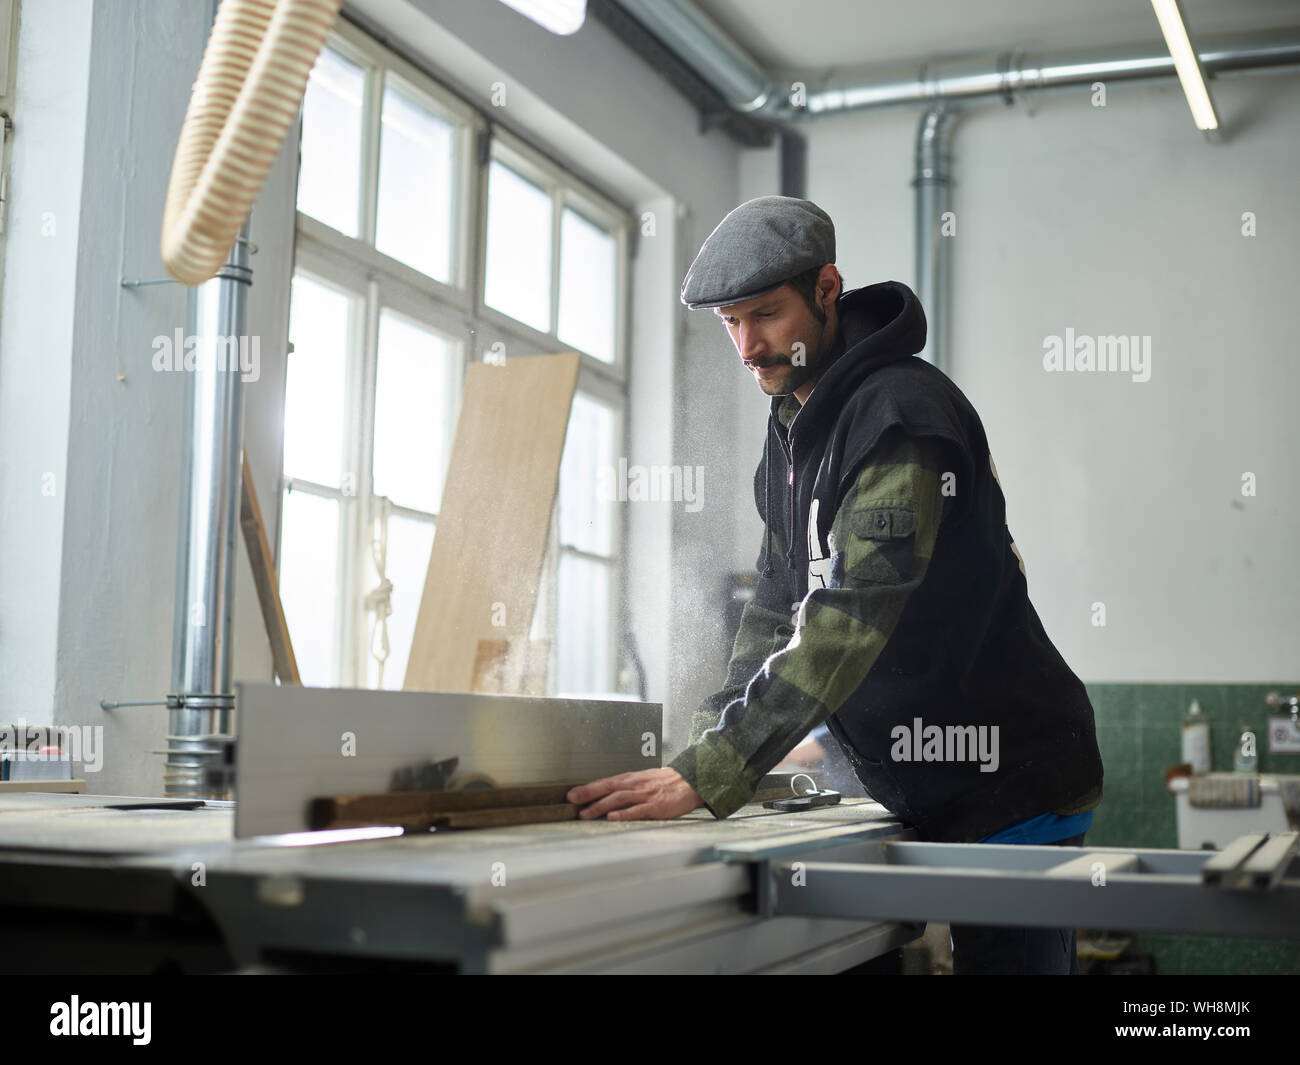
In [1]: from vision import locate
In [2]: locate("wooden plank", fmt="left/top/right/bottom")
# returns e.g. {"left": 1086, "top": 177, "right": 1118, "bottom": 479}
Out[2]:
{"left": 472, "top": 639, "right": 552, "bottom": 694}
{"left": 311, "top": 781, "right": 582, "bottom": 828}
{"left": 403, "top": 353, "right": 580, "bottom": 695}
{"left": 322, "top": 804, "right": 580, "bottom": 832}
{"left": 471, "top": 639, "right": 509, "bottom": 692}
{"left": 239, "top": 453, "right": 300, "bottom": 684}
{"left": 313, "top": 774, "right": 823, "bottom": 834}
{"left": 431, "top": 804, "right": 579, "bottom": 830}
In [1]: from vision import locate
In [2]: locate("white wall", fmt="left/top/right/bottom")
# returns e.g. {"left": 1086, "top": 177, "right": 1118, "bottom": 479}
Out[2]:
{"left": 0, "top": 0, "right": 93, "bottom": 729}
{"left": 803, "top": 67, "right": 1300, "bottom": 682}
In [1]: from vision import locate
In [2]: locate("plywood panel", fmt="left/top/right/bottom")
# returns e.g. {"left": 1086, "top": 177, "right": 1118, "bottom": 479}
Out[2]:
{"left": 404, "top": 352, "right": 579, "bottom": 694}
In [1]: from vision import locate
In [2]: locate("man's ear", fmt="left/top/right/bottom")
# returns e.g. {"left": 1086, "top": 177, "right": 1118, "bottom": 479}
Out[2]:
{"left": 819, "top": 264, "right": 841, "bottom": 308}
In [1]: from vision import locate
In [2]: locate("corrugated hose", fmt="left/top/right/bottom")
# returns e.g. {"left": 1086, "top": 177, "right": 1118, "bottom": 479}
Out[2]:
{"left": 161, "top": 0, "right": 342, "bottom": 285}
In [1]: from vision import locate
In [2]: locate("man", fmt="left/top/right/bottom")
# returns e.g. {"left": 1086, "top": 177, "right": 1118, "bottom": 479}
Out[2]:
{"left": 567, "top": 196, "right": 1104, "bottom": 975}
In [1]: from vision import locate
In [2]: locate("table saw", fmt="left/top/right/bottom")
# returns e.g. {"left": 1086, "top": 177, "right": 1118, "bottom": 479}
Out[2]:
{"left": 1, "top": 683, "right": 1296, "bottom": 974}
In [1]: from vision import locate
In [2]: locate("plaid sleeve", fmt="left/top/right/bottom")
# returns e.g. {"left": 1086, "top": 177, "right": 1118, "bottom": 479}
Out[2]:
{"left": 669, "top": 431, "right": 948, "bottom": 819}
{"left": 686, "top": 528, "right": 795, "bottom": 746}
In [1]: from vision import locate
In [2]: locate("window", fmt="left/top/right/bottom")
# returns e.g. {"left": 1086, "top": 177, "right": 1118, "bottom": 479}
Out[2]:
{"left": 280, "top": 21, "right": 630, "bottom": 696}
{"left": 484, "top": 160, "right": 552, "bottom": 333}
{"left": 296, "top": 46, "right": 365, "bottom": 239}
{"left": 557, "top": 392, "right": 620, "bottom": 694}
{"left": 375, "top": 77, "right": 457, "bottom": 282}
{"left": 279, "top": 275, "right": 353, "bottom": 686}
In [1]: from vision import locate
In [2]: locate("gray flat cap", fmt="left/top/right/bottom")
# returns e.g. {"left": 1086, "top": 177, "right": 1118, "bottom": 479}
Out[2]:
{"left": 680, "top": 195, "right": 835, "bottom": 309}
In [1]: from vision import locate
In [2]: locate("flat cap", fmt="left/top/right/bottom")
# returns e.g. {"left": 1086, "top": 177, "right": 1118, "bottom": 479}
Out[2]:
{"left": 680, "top": 196, "right": 835, "bottom": 310}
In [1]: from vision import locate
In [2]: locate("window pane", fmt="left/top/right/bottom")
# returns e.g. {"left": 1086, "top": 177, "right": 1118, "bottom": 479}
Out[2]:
{"left": 484, "top": 161, "right": 552, "bottom": 333}
{"left": 558, "top": 208, "right": 617, "bottom": 363}
{"left": 559, "top": 392, "right": 615, "bottom": 556}
{"left": 285, "top": 276, "right": 350, "bottom": 488}
{"left": 366, "top": 513, "right": 435, "bottom": 690}
{"left": 376, "top": 80, "right": 455, "bottom": 281}
{"left": 556, "top": 554, "right": 612, "bottom": 695}
{"left": 279, "top": 490, "right": 341, "bottom": 686}
{"left": 372, "top": 312, "right": 456, "bottom": 513}
{"left": 298, "top": 46, "right": 365, "bottom": 237}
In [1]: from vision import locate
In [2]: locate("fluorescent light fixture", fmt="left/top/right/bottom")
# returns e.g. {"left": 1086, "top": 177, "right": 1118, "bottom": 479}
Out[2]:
{"left": 1150, "top": 0, "right": 1219, "bottom": 130}
{"left": 498, "top": 0, "right": 586, "bottom": 36}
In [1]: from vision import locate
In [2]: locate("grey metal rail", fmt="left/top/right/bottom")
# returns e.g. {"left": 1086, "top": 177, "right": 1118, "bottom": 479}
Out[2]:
{"left": 718, "top": 831, "right": 1300, "bottom": 938}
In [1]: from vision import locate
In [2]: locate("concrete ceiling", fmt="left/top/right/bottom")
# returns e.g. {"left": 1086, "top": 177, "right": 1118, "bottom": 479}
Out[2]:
{"left": 693, "top": 0, "right": 1300, "bottom": 71}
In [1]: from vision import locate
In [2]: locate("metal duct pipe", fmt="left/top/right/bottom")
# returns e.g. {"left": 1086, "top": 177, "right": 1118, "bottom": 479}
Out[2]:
{"left": 788, "top": 32, "right": 1300, "bottom": 117}
{"left": 611, "top": 0, "right": 772, "bottom": 111}
{"left": 609, "top": 0, "right": 1300, "bottom": 118}
{"left": 167, "top": 220, "right": 251, "bottom": 797}
{"left": 913, "top": 107, "right": 959, "bottom": 372}
{"left": 161, "top": 0, "right": 340, "bottom": 795}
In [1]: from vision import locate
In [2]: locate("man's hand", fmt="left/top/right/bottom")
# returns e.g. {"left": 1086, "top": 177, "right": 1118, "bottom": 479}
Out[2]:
{"left": 566, "top": 768, "right": 704, "bottom": 821}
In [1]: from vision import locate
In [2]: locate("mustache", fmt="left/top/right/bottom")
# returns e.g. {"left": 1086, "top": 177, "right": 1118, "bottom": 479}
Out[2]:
{"left": 744, "top": 357, "right": 790, "bottom": 370}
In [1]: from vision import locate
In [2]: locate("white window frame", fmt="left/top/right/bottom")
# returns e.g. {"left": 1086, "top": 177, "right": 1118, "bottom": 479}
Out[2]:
{"left": 282, "top": 19, "right": 632, "bottom": 694}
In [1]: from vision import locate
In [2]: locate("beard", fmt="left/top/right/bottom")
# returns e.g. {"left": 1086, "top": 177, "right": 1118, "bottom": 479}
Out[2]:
{"left": 751, "top": 361, "right": 815, "bottom": 395}
{"left": 748, "top": 308, "right": 829, "bottom": 396}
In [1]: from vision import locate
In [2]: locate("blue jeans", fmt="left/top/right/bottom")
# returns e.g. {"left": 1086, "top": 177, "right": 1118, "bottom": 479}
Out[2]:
{"left": 948, "top": 832, "right": 1086, "bottom": 975}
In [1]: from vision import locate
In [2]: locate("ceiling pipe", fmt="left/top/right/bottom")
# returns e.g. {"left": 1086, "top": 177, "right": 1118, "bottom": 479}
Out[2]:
{"left": 606, "top": 1, "right": 1300, "bottom": 373}
{"left": 783, "top": 33, "right": 1300, "bottom": 118}
{"left": 609, "top": 0, "right": 1300, "bottom": 119}
{"left": 914, "top": 106, "right": 960, "bottom": 370}
{"left": 586, "top": 0, "right": 774, "bottom": 146}
{"left": 608, "top": 0, "right": 771, "bottom": 112}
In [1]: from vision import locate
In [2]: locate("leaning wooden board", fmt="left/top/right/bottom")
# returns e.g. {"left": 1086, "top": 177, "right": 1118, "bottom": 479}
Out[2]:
{"left": 403, "top": 352, "right": 580, "bottom": 696}
{"left": 240, "top": 454, "right": 300, "bottom": 684}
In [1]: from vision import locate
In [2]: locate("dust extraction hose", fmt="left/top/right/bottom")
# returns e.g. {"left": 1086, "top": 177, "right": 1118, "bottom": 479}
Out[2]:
{"left": 161, "top": 0, "right": 342, "bottom": 285}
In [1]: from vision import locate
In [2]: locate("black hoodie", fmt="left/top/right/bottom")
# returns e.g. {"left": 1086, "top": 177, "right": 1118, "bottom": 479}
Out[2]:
{"left": 682, "top": 279, "right": 1103, "bottom": 842}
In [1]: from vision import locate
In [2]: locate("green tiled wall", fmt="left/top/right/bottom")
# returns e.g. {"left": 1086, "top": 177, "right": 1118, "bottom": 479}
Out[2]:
{"left": 1085, "top": 682, "right": 1300, "bottom": 974}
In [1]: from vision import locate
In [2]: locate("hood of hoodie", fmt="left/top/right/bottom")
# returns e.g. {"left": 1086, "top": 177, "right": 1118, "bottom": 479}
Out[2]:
{"left": 777, "top": 279, "right": 928, "bottom": 448}
{"left": 759, "top": 280, "right": 928, "bottom": 577}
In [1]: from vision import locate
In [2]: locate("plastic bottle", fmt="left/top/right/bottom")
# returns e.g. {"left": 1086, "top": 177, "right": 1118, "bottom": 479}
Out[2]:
{"left": 1181, "top": 699, "right": 1211, "bottom": 775}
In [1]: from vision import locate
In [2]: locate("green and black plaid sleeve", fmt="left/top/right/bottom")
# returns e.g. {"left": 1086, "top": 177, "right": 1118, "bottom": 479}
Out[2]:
{"left": 685, "top": 529, "right": 796, "bottom": 748}
{"left": 670, "top": 430, "right": 948, "bottom": 819}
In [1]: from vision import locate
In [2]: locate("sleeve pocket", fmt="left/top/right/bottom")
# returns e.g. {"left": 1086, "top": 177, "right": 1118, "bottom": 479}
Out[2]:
{"left": 843, "top": 505, "right": 918, "bottom": 584}
{"left": 850, "top": 505, "right": 917, "bottom": 541}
